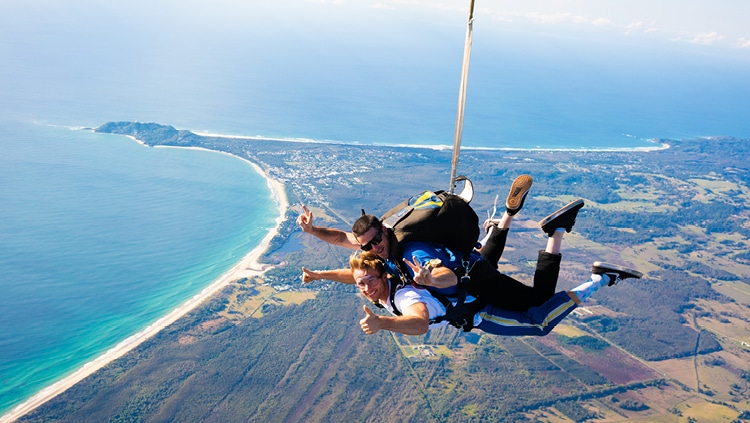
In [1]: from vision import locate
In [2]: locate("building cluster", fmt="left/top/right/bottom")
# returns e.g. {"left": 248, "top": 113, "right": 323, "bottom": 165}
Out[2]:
{"left": 252, "top": 146, "right": 406, "bottom": 205}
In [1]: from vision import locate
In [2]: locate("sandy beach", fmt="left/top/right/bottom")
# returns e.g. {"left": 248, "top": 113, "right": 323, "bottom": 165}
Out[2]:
{"left": 1, "top": 153, "right": 289, "bottom": 423}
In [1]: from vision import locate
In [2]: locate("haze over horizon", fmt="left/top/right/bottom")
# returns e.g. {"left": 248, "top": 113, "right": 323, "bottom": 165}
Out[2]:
{"left": 1, "top": 0, "right": 749, "bottom": 146}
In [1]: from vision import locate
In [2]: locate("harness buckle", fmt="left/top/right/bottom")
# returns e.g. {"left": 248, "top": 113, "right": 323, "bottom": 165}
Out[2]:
{"left": 460, "top": 257, "right": 475, "bottom": 284}
{"left": 450, "top": 317, "right": 473, "bottom": 332}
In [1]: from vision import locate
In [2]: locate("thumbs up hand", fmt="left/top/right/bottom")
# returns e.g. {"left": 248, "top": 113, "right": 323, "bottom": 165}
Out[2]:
{"left": 300, "top": 267, "right": 320, "bottom": 283}
{"left": 360, "top": 305, "right": 381, "bottom": 335}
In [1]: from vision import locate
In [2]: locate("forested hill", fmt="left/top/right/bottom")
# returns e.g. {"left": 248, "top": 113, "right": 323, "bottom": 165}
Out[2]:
{"left": 24, "top": 122, "right": 749, "bottom": 421}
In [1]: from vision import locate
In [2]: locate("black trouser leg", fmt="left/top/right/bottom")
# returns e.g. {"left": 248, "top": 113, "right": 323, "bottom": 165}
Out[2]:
{"left": 480, "top": 227, "right": 508, "bottom": 268}
{"left": 465, "top": 251, "right": 562, "bottom": 312}
{"left": 531, "top": 250, "right": 561, "bottom": 305}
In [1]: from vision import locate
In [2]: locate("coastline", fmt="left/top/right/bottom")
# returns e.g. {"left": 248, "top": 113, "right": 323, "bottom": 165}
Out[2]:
{"left": 2, "top": 124, "right": 676, "bottom": 422}
{"left": 0, "top": 149, "right": 289, "bottom": 423}
{"left": 191, "top": 129, "right": 673, "bottom": 153}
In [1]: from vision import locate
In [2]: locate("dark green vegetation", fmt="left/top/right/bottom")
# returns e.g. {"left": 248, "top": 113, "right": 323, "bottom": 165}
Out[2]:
{"left": 19, "top": 123, "right": 750, "bottom": 422}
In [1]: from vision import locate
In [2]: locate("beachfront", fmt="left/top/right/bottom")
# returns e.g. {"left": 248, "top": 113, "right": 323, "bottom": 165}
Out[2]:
{"left": 0, "top": 156, "right": 289, "bottom": 423}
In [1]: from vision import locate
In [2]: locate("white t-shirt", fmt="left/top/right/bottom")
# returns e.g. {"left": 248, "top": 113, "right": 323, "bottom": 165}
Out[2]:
{"left": 381, "top": 283, "right": 481, "bottom": 330}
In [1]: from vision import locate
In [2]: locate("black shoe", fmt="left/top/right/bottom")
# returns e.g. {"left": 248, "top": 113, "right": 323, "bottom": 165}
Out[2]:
{"left": 539, "top": 199, "right": 584, "bottom": 236}
{"left": 591, "top": 261, "right": 643, "bottom": 286}
{"left": 506, "top": 174, "right": 533, "bottom": 216}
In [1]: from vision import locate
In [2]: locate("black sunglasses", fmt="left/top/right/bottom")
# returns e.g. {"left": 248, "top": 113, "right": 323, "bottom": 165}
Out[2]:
{"left": 360, "top": 231, "right": 384, "bottom": 251}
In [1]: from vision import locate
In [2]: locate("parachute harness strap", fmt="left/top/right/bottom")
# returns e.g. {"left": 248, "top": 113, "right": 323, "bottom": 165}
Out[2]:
{"left": 427, "top": 255, "right": 477, "bottom": 327}
{"left": 454, "top": 254, "right": 476, "bottom": 317}
{"left": 460, "top": 256, "right": 476, "bottom": 288}
{"left": 448, "top": 0, "right": 476, "bottom": 194}
{"left": 462, "top": 257, "right": 476, "bottom": 277}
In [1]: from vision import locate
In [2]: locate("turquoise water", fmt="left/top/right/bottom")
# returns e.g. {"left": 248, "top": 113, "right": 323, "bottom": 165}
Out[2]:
{"left": 0, "top": 120, "right": 278, "bottom": 414}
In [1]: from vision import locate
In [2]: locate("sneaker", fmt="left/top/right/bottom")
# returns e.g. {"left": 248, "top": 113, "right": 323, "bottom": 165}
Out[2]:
{"left": 591, "top": 261, "right": 643, "bottom": 286}
{"left": 506, "top": 174, "right": 533, "bottom": 216}
{"left": 539, "top": 199, "right": 584, "bottom": 237}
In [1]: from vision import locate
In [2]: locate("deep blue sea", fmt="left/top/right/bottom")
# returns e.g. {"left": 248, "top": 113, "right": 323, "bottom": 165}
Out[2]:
{"left": 1, "top": 0, "right": 749, "bottom": 417}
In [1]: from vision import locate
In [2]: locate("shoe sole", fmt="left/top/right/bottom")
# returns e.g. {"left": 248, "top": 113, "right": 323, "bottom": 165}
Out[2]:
{"left": 506, "top": 175, "right": 533, "bottom": 212}
{"left": 538, "top": 199, "right": 584, "bottom": 231}
{"left": 591, "top": 261, "right": 643, "bottom": 279}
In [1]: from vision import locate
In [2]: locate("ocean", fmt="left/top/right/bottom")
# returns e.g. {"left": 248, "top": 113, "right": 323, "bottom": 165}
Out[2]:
{"left": 1, "top": 0, "right": 750, "bottom": 417}
{"left": 0, "top": 120, "right": 278, "bottom": 414}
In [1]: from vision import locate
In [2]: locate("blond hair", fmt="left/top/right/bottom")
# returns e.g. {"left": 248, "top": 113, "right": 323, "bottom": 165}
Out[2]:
{"left": 349, "top": 250, "right": 385, "bottom": 275}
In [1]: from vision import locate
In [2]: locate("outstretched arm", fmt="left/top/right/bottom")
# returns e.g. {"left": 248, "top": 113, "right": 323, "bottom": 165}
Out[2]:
{"left": 301, "top": 267, "right": 355, "bottom": 284}
{"left": 297, "top": 205, "right": 360, "bottom": 249}
{"left": 359, "top": 303, "right": 430, "bottom": 336}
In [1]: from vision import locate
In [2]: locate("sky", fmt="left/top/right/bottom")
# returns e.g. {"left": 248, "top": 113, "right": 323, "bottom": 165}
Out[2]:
{"left": 473, "top": 0, "right": 750, "bottom": 50}
{"left": 3, "top": 0, "right": 748, "bottom": 56}
{"left": 1, "top": 0, "right": 748, "bottom": 144}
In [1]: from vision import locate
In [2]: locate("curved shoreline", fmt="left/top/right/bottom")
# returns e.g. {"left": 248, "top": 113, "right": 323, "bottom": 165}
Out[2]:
{"left": 0, "top": 146, "right": 289, "bottom": 423}
{"left": 192, "top": 129, "right": 672, "bottom": 152}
